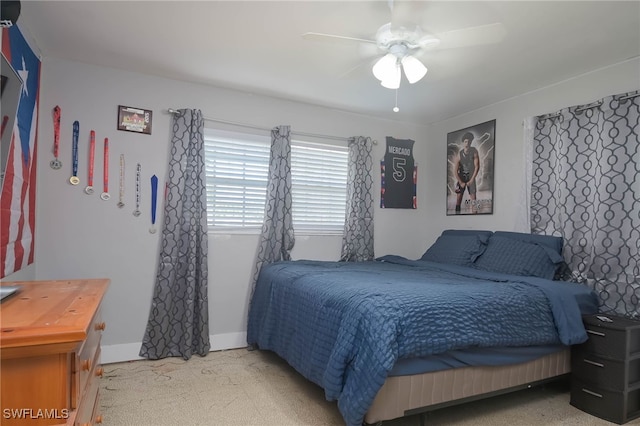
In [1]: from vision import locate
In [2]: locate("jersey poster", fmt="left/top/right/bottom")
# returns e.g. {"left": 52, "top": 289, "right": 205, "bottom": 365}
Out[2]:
{"left": 381, "top": 137, "right": 417, "bottom": 209}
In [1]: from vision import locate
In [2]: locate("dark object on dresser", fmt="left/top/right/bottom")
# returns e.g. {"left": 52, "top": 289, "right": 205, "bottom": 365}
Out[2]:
{"left": 570, "top": 314, "right": 640, "bottom": 424}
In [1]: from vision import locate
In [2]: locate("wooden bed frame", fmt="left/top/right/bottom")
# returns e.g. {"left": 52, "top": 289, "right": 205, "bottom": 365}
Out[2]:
{"left": 364, "top": 348, "right": 570, "bottom": 425}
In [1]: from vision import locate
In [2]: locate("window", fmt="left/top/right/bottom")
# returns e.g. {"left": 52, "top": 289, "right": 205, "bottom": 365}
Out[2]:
{"left": 204, "top": 128, "right": 348, "bottom": 233}
{"left": 291, "top": 141, "right": 348, "bottom": 233}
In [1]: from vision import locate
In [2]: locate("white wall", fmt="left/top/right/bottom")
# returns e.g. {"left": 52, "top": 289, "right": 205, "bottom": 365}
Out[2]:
{"left": 20, "top": 53, "right": 640, "bottom": 363}
{"left": 33, "top": 58, "right": 429, "bottom": 362}
{"left": 416, "top": 58, "right": 640, "bottom": 254}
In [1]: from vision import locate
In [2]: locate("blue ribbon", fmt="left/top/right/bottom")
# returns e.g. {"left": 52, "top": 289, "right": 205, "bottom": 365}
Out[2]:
{"left": 150, "top": 174, "right": 158, "bottom": 225}
{"left": 72, "top": 121, "right": 79, "bottom": 176}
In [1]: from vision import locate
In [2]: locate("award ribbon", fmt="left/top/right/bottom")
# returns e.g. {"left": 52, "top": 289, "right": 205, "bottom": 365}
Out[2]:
{"left": 133, "top": 163, "right": 141, "bottom": 217}
{"left": 149, "top": 175, "right": 158, "bottom": 234}
{"left": 117, "top": 154, "right": 125, "bottom": 208}
{"left": 50, "top": 106, "right": 62, "bottom": 169}
{"left": 84, "top": 131, "right": 96, "bottom": 194}
{"left": 69, "top": 121, "right": 80, "bottom": 185}
{"left": 100, "top": 138, "right": 110, "bottom": 200}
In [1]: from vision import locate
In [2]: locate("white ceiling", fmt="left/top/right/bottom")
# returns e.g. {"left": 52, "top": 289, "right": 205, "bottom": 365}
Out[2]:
{"left": 18, "top": 1, "right": 640, "bottom": 125}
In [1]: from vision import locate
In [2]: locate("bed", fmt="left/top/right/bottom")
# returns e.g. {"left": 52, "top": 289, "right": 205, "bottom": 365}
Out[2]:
{"left": 247, "top": 230, "right": 599, "bottom": 426}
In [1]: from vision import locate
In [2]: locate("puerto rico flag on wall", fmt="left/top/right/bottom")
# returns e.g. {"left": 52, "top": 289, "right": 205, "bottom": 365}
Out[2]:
{"left": 1, "top": 26, "right": 41, "bottom": 278}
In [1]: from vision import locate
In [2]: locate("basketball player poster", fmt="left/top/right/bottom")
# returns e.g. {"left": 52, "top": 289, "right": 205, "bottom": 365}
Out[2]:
{"left": 381, "top": 137, "right": 417, "bottom": 209}
{"left": 446, "top": 120, "right": 495, "bottom": 215}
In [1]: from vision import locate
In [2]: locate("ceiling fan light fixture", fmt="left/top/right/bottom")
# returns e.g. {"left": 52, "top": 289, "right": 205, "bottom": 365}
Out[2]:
{"left": 401, "top": 55, "right": 428, "bottom": 84}
{"left": 380, "top": 63, "right": 401, "bottom": 89}
{"left": 372, "top": 53, "right": 397, "bottom": 82}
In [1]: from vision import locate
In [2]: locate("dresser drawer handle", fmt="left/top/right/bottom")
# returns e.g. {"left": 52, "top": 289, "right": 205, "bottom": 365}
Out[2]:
{"left": 95, "top": 414, "right": 103, "bottom": 424}
{"left": 81, "top": 359, "right": 91, "bottom": 371}
{"left": 586, "top": 329, "right": 605, "bottom": 337}
{"left": 581, "top": 388, "right": 603, "bottom": 398}
{"left": 95, "top": 322, "right": 106, "bottom": 331}
{"left": 96, "top": 367, "right": 104, "bottom": 377}
{"left": 583, "top": 359, "right": 604, "bottom": 368}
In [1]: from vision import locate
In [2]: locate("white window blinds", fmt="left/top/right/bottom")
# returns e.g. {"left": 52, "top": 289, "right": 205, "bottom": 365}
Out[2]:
{"left": 204, "top": 128, "right": 348, "bottom": 233}
{"left": 204, "top": 129, "right": 269, "bottom": 229}
{"left": 291, "top": 141, "right": 348, "bottom": 233}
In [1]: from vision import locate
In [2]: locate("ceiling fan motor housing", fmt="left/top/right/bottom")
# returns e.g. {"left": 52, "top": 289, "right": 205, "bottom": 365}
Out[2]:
{"left": 376, "top": 23, "right": 432, "bottom": 51}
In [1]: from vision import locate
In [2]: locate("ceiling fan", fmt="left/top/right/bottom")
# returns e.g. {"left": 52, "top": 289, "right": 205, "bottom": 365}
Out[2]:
{"left": 302, "top": 2, "right": 505, "bottom": 90}
{"left": 303, "top": 22, "right": 439, "bottom": 89}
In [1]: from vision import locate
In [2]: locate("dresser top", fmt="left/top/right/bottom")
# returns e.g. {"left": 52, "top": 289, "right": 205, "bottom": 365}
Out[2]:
{"left": 0, "top": 279, "right": 109, "bottom": 351}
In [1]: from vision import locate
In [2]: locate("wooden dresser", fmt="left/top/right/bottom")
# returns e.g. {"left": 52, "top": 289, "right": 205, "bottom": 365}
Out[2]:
{"left": 0, "top": 279, "right": 109, "bottom": 426}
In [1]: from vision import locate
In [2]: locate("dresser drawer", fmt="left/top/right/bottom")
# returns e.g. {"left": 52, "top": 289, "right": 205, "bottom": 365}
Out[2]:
{"left": 571, "top": 378, "right": 640, "bottom": 424}
{"left": 581, "top": 315, "right": 640, "bottom": 359}
{"left": 73, "top": 308, "right": 105, "bottom": 408}
{"left": 579, "top": 324, "right": 627, "bottom": 359}
{"left": 572, "top": 349, "right": 640, "bottom": 391}
{"left": 75, "top": 347, "right": 102, "bottom": 426}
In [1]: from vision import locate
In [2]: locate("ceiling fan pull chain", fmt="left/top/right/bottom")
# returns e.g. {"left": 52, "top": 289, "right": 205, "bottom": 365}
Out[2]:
{"left": 393, "top": 89, "right": 399, "bottom": 113}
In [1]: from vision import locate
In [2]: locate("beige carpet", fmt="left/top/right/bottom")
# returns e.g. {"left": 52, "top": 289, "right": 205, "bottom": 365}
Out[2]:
{"left": 100, "top": 348, "right": 624, "bottom": 426}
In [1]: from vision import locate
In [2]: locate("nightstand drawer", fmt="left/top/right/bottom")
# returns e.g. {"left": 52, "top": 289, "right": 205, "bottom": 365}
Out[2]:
{"left": 570, "top": 378, "right": 640, "bottom": 424}
{"left": 580, "top": 324, "right": 627, "bottom": 358}
{"left": 572, "top": 350, "right": 640, "bottom": 391}
{"left": 581, "top": 315, "right": 640, "bottom": 359}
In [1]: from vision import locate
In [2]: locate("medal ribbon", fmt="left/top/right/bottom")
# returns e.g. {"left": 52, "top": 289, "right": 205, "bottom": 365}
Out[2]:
{"left": 88, "top": 130, "right": 96, "bottom": 187}
{"left": 151, "top": 175, "right": 158, "bottom": 226}
{"left": 133, "top": 163, "right": 141, "bottom": 216}
{"left": 103, "top": 138, "right": 109, "bottom": 194}
{"left": 53, "top": 106, "right": 61, "bottom": 158}
{"left": 118, "top": 154, "right": 125, "bottom": 207}
{"left": 72, "top": 121, "right": 79, "bottom": 178}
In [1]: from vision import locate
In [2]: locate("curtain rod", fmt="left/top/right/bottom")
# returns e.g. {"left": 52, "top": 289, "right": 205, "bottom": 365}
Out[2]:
{"left": 166, "top": 108, "right": 363, "bottom": 143}
{"left": 538, "top": 91, "right": 639, "bottom": 121}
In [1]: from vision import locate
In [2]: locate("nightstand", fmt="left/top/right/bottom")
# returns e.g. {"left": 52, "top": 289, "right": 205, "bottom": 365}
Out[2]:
{"left": 570, "top": 314, "right": 640, "bottom": 424}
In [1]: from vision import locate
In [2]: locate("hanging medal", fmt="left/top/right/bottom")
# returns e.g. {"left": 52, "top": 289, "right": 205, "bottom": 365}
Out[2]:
{"left": 84, "top": 130, "right": 95, "bottom": 194}
{"left": 100, "top": 138, "right": 110, "bottom": 200}
{"left": 69, "top": 121, "right": 80, "bottom": 185}
{"left": 133, "top": 163, "right": 141, "bottom": 217}
{"left": 149, "top": 175, "right": 158, "bottom": 234}
{"left": 117, "top": 154, "right": 125, "bottom": 208}
{"left": 50, "top": 106, "right": 62, "bottom": 169}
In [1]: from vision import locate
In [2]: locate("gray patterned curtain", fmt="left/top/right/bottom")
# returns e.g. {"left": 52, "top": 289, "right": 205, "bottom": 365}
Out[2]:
{"left": 529, "top": 91, "right": 639, "bottom": 319}
{"left": 341, "top": 136, "right": 374, "bottom": 261}
{"left": 140, "top": 109, "right": 210, "bottom": 360}
{"left": 250, "top": 125, "right": 295, "bottom": 294}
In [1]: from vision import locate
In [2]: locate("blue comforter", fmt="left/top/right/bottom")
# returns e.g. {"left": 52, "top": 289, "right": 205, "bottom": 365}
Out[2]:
{"left": 247, "top": 256, "right": 598, "bottom": 426}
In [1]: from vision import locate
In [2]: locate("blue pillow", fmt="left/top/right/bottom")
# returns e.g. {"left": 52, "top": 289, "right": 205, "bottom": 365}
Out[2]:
{"left": 421, "top": 235, "right": 487, "bottom": 267}
{"left": 493, "top": 231, "right": 563, "bottom": 256}
{"left": 442, "top": 229, "right": 493, "bottom": 243}
{"left": 474, "top": 235, "right": 563, "bottom": 279}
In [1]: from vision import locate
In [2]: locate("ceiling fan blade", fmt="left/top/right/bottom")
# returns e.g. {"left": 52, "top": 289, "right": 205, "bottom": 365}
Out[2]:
{"left": 337, "top": 56, "right": 378, "bottom": 80}
{"left": 302, "top": 32, "right": 376, "bottom": 45}
{"left": 435, "top": 23, "right": 506, "bottom": 49}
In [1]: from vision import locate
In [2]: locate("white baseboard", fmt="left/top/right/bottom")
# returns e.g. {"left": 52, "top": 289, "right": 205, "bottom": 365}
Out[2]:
{"left": 101, "top": 332, "right": 248, "bottom": 364}
{"left": 101, "top": 342, "right": 145, "bottom": 364}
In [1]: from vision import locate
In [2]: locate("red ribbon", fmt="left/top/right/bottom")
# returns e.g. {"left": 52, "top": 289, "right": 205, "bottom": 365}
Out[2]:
{"left": 103, "top": 138, "right": 109, "bottom": 193}
{"left": 88, "top": 130, "right": 95, "bottom": 186}
{"left": 53, "top": 106, "right": 61, "bottom": 158}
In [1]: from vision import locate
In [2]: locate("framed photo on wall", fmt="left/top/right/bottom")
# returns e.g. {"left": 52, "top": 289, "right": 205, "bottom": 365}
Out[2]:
{"left": 446, "top": 119, "right": 495, "bottom": 215}
{"left": 117, "top": 105, "right": 152, "bottom": 135}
